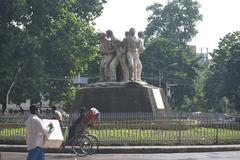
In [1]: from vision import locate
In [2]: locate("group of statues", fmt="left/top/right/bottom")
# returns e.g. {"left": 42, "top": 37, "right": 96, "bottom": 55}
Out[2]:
{"left": 98, "top": 28, "right": 145, "bottom": 82}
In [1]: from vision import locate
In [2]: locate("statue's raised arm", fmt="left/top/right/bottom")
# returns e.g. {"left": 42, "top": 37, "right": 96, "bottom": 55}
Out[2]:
{"left": 107, "top": 30, "right": 129, "bottom": 82}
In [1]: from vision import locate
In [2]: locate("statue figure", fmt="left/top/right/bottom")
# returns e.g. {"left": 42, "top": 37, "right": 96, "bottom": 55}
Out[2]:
{"left": 98, "top": 32, "right": 114, "bottom": 81}
{"left": 136, "top": 31, "right": 145, "bottom": 81}
{"left": 107, "top": 30, "right": 129, "bottom": 82}
{"left": 122, "top": 31, "right": 129, "bottom": 56}
{"left": 98, "top": 28, "right": 145, "bottom": 82}
{"left": 137, "top": 31, "right": 145, "bottom": 54}
{"left": 126, "top": 28, "right": 143, "bottom": 81}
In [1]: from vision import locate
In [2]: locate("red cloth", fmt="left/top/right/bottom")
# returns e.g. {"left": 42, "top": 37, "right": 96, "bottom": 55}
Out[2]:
{"left": 82, "top": 110, "right": 97, "bottom": 125}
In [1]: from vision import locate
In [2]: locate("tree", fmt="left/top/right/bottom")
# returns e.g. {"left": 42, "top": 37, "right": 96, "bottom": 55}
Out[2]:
{"left": 141, "top": 38, "right": 201, "bottom": 110}
{"left": 142, "top": 0, "right": 203, "bottom": 111}
{"left": 145, "top": 0, "right": 202, "bottom": 45}
{"left": 205, "top": 31, "right": 240, "bottom": 112}
{"left": 189, "top": 69, "right": 206, "bottom": 112}
{"left": 0, "top": 0, "right": 106, "bottom": 114}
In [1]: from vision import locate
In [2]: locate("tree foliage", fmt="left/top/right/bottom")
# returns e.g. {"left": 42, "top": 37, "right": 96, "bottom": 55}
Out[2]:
{"left": 142, "top": 0, "right": 203, "bottom": 111}
{"left": 205, "top": 31, "right": 240, "bottom": 112}
{"left": 0, "top": 0, "right": 106, "bottom": 114}
{"left": 145, "top": 0, "right": 202, "bottom": 45}
{"left": 141, "top": 38, "right": 201, "bottom": 111}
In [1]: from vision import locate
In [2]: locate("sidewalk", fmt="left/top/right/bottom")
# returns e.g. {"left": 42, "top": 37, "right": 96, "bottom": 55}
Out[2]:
{"left": 1, "top": 144, "right": 240, "bottom": 153}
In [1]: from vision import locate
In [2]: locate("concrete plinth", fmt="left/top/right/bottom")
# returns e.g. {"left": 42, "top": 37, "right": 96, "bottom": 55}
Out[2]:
{"left": 70, "top": 81, "right": 169, "bottom": 113}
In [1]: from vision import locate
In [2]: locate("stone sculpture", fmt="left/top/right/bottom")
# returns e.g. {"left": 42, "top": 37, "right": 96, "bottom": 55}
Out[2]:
{"left": 98, "top": 28, "right": 145, "bottom": 82}
{"left": 126, "top": 28, "right": 142, "bottom": 81}
{"left": 136, "top": 31, "right": 145, "bottom": 81}
{"left": 98, "top": 32, "right": 114, "bottom": 81}
{"left": 107, "top": 30, "right": 129, "bottom": 82}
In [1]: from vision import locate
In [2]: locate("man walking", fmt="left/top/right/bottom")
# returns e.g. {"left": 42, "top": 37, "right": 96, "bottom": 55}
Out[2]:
{"left": 25, "top": 104, "right": 52, "bottom": 160}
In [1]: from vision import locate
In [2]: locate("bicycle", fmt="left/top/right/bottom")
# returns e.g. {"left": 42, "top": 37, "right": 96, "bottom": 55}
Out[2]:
{"left": 62, "top": 126, "right": 99, "bottom": 157}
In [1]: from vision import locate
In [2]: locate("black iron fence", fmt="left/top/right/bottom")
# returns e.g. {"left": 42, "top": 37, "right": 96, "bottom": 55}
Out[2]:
{"left": 0, "top": 112, "right": 240, "bottom": 145}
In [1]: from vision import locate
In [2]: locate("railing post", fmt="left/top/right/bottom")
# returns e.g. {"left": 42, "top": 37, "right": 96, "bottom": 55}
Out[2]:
{"left": 177, "top": 113, "right": 181, "bottom": 145}
{"left": 215, "top": 113, "right": 219, "bottom": 144}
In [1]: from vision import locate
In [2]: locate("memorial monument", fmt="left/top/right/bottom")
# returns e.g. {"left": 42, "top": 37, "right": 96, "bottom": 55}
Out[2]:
{"left": 70, "top": 28, "right": 169, "bottom": 113}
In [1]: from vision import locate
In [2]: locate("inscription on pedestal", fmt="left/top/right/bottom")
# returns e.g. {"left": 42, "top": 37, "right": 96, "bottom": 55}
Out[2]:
{"left": 152, "top": 88, "right": 165, "bottom": 109}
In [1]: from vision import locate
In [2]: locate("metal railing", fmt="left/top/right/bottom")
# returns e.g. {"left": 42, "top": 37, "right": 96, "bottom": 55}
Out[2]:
{"left": 0, "top": 112, "right": 240, "bottom": 145}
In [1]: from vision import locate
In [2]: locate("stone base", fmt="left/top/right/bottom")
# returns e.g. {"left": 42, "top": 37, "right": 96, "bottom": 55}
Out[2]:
{"left": 70, "top": 81, "right": 170, "bottom": 113}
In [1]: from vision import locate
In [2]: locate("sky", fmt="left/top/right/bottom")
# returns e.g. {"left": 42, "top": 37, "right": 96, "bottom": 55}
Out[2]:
{"left": 95, "top": 0, "right": 240, "bottom": 53}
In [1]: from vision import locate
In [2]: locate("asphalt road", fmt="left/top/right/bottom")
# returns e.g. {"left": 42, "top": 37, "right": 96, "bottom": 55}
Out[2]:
{"left": 1, "top": 151, "right": 240, "bottom": 160}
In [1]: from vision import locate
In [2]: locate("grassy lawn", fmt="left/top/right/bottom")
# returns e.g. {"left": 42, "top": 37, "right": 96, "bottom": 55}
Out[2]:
{"left": 1, "top": 127, "right": 240, "bottom": 145}
{"left": 0, "top": 127, "right": 25, "bottom": 137}
{"left": 91, "top": 128, "right": 240, "bottom": 145}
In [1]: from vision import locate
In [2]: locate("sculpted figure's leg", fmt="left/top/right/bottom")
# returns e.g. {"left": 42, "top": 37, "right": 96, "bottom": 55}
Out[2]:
{"left": 132, "top": 53, "right": 139, "bottom": 81}
{"left": 120, "top": 55, "right": 129, "bottom": 81}
{"left": 136, "top": 55, "right": 142, "bottom": 81}
{"left": 133, "top": 58, "right": 138, "bottom": 81}
{"left": 103, "top": 55, "right": 113, "bottom": 81}
{"left": 127, "top": 52, "right": 134, "bottom": 81}
{"left": 109, "top": 56, "right": 120, "bottom": 81}
{"left": 100, "top": 58, "right": 105, "bottom": 81}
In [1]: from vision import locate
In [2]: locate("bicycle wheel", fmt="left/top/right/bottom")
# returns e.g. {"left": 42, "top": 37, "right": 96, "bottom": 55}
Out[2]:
{"left": 71, "top": 135, "right": 91, "bottom": 157}
{"left": 85, "top": 134, "right": 99, "bottom": 154}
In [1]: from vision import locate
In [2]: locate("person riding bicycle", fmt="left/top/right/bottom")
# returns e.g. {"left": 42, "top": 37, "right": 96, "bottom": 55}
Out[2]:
{"left": 51, "top": 106, "right": 64, "bottom": 132}
{"left": 68, "top": 107, "right": 100, "bottom": 140}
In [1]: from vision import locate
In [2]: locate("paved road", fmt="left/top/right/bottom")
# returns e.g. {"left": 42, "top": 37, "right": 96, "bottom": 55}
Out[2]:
{"left": 1, "top": 151, "right": 240, "bottom": 160}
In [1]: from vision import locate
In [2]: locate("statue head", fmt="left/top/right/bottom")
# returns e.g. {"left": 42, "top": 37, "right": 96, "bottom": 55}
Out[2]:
{"left": 97, "top": 32, "right": 106, "bottom": 41}
{"left": 125, "top": 31, "right": 129, "bottom": 38}
{"left": 129, "top": 28, "right": 136, "bottom": 36}
{"left": 106, "top": 30, "right": 113, "bottom": 38}
{"left": 138, "top": 31, "right": 144, "bottom": 39}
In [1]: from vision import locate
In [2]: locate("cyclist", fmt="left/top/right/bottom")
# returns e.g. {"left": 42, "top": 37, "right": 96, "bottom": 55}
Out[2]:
{"left": 68, "top": 107, "right": 100, "bottom": 140}
{"left": 51, "top": 106, "right": 64, "bottom": 132}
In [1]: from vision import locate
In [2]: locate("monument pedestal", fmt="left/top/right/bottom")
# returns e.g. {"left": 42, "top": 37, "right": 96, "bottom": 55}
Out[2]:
{"left": 70, "top": 81, "right": 170, "bottom": 113}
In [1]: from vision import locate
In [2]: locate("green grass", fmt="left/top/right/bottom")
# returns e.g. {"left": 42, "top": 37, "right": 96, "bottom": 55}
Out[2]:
{"left": 0, "top": 127, "right": 25, "bottom": 137}
{"left": 91, "top": 127, "right": 240, "bottom": 145}
{"left": 1, "top": 127, "right": 240, "bottom": 145}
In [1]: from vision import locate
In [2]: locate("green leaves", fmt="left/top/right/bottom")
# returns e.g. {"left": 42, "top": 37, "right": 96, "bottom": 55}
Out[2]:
{"left": 143, "top": 0, "right": 204, "bottom": 111}
{"left": 141, "top": 37, "right": 200, "bottom": 111}
{"left": 146, "top": 0, "right": 202, "bottom": 45}
{"left": 0, "top": 0, "right": 106, "bottom": 113}
{"left": 206, "top": 31, "right": 240, "bottom": 112}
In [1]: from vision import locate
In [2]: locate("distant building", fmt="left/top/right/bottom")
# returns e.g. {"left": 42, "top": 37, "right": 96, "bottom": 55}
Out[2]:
{"left": 197, "top": 47, "right": 211, "bottom": 70}
{"left": 7, "top": 99, "right": 31, "bottom": 111}
{"left": 188, "top": 45, "right": 211, "bottom": 70}
{"left": 188, "top": 45, "right": 197, "bottom": 53}
{"left": 0, "top": 99, "right": 51, "bottom": 114}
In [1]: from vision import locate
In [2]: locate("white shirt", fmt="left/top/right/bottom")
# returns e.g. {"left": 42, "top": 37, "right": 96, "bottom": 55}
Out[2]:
{"left": 54, "top": 110, "right": 63, "bottom": 121}
{"left": 25, "top": 114, "right": 47, "bottom": 150}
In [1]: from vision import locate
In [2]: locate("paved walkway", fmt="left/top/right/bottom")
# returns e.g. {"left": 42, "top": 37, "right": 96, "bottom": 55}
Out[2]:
{"left": 2, "top": 151, "right": 240, "bottom": 160}
{"left": 1, "top": 144, "right": 240, "bottom": 153}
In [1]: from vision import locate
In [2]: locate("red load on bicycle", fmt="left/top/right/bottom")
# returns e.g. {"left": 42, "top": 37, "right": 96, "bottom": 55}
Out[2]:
{"left": 68, "top": 107, "right": 100, "bottom": 140}
{"left": 82, "top": 108, "right": 100, "bottom": 127}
